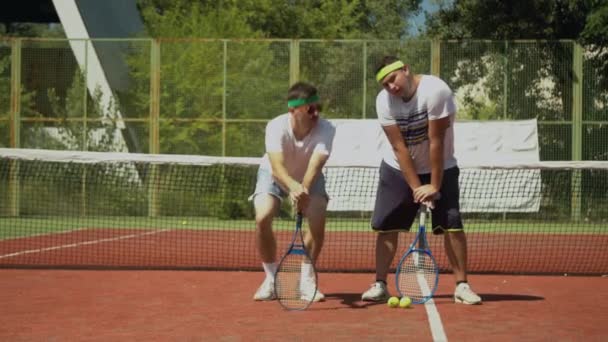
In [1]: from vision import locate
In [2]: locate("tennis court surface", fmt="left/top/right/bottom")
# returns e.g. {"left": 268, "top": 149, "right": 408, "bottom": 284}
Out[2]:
{"left": 1, "top": 270, "right": 607, "bottom": 340}
{"left": 1, "top": 149, "right": 607, "bottom": 340}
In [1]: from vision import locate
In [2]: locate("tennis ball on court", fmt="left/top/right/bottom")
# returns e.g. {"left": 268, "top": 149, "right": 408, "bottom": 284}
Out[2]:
{"left": 387, "top": 296, "right": 400, "bottom": 308}
{"left": 399, "top": 296, "right": 412, "bottom": 308}
{"left": 181, "top": 220, "right": 187, "bottom": 225}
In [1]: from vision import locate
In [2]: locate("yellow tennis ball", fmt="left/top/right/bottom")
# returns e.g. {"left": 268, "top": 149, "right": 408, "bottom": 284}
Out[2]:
{"left": 181, "top": 220, "right": 187, "bottom": 225}
{"left": 399, "top": 296, "right": 412, "bottom": 308}
{"left": 387, "top": 296, "right": 400, "bottom": 308}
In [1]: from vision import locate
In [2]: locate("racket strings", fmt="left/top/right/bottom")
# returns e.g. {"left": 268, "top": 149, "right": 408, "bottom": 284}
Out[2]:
{"left": 275, "top": 253, "right": 314, "bottom": 310}
{"left": 397, "top": 251, "right": 437, "bottom": 303}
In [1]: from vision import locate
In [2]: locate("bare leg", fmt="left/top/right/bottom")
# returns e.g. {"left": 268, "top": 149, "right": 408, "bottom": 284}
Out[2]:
{"left": 444, "top": 231, "right": 468, "bottom": 282}
{"left": 303, "top": 195, "right": 328, "bottom": 263}
{"left": 254, "top": 194, "right": 280, "bottom": 263}
{"left": 375, "top": 232, "right": 399, "bottom": 282}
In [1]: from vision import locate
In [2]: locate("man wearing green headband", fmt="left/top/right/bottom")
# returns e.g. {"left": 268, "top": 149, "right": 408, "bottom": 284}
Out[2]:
{"left": 361, "top": 56, "right": 481, "bottom": 305}
{"left": 249, "top": 81, "right": 336, "bottom": 302}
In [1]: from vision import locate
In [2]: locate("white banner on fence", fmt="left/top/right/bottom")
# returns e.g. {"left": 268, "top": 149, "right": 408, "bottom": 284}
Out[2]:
{"left": 325, "top": 119, "right": 541, "bottom": 212}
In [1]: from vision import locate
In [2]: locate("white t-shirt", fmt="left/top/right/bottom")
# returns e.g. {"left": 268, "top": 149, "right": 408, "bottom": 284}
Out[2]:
{"left": 376, "top": 75, "right": 458, "bottom": 174}
{"left": 260, "top": 113, "right": 335, "bottom": 182}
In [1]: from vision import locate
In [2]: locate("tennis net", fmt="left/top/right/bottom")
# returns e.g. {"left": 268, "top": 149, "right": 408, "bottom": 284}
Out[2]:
{"left": 1, "top": 148, "right": 607, "bottom": 275}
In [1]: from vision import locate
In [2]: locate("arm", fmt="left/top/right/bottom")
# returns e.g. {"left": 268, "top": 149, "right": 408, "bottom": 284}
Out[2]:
{"left": 429, "top": 116, "right": 449, "bottom": 189}
{"left": 295, "top": 152, "right": 330, "bottom": 212}
{"left": 301, "top": 152, "right": 329, "bottom": 191}
{"left": 413, "top": 116, "right": 450, "bottom": 203}
{"left": 382, "top": 124, "right": 422, "bottom": 190}
{"left": 267, "top": 151, "right": 306, "bottom": 198}
{"left": 298, "top": 123, "right": 335, "bottom": 211}
{"left": 264, "top": 118, "right": 307, "bottom": 202}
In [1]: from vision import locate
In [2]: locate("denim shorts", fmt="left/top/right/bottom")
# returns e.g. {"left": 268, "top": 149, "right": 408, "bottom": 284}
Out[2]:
{"left": 249, "top": 168, "right": 328, "bottom": 201}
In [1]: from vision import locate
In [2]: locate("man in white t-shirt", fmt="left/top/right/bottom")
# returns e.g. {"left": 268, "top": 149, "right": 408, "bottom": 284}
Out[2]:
{"left": 250, "top": 82, "right": 336, "bottom": 302}
{"left": 361, "top": 56, "right": 482, "bottom": 305}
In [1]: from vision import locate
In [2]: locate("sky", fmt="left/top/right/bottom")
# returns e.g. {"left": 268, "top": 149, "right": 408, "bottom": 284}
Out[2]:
{"left": 408, "top": 0, "right": 448, "bottom": 36}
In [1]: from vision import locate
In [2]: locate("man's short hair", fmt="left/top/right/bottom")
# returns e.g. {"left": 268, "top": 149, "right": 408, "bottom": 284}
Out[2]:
{"left": 288, "top": 82, "right": 318, "bottom": 101}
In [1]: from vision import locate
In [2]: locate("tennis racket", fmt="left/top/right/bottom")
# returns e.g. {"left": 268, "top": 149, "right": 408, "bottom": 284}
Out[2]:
{"left": 395, "top": 203, "right": 439, "bottom": 304}
{"left": 274, "top": 212, "right": 318, "bottom": 310}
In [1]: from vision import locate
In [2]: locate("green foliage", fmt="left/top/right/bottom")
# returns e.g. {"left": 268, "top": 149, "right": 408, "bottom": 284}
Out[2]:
{"left": 426, "top": 0, "right": 590, "bottom": 40}
{"left": 0, "top": 51, "right": 10, "bottom": 147}
{"left": 138, "top": 0, "right": 264, "bottom": 38}
{"left": 131, "top": 1, "right": 289, "bottom": 155}
{"left": 138, "top": 0, "right": 421, "bottom": 39}
{"left": 0, "top": 23, "right": 65, "bottom": 38}
{"left": 426, "top": 0, "right": 608, "bottom": 133}
{"left": 126, "top": 0, "right": 430, "bottom": 156}
{"left": 40, "top": 70, "right": 121, "bottom": 151}
{"left": 580, "top": 1, "right": 608, "bottom": 90}
{"left": 0, "top": 47, "right": 37, "bottom": 148}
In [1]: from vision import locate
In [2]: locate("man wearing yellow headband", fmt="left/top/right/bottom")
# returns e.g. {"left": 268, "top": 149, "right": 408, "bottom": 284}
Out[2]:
{"left": 249, "top": 82, "right": 336, "bottom": 302}
{"left": 361, "top": 56, "right": 482, "bottom": 305}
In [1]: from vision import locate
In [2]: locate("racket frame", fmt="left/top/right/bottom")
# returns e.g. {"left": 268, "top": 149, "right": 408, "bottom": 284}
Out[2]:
{"left": 274, "top": 212, "right": 318, "bottom": 311}
{"left": 395, "top": 204, "right": 440, "bottom": 304}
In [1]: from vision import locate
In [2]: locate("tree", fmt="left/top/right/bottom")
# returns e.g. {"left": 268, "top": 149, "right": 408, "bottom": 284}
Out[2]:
{"left": 426, "top": 0, "right": 608, "bottom": 88}
{"left": 238, "top": 0, "right": 421, "bottom": 39}
{"left": 0, "top": 51, "right": 37, "bottom": 148}
{"left": 130, "top": 0, "right": 428, "bottom": 156}
{"left": 424, "top": 0, "right": 608, "bottom": 161}
{"left": 139, "top": 0, "right": 422, "bottom": 40}
{"left": 424, "top": 0, "right": 607, "bottom": 219}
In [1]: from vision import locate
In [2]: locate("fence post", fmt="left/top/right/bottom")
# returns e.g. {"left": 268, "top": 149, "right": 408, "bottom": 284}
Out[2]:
{"left": 8, "top": 38, "right": 22, "bottom": 217}
{"left": 9, "top": 38, "right": 21, "bottom": 149}
{"left": 222, "top": 40, "right": 227, "bottom": 157}
{"left": 289, "top": 40, "right": 300, "bottom": 85}
{"left": 148, "top": 39, "right": 161, "bottom": 217}
{"left": 362, "top": 41, "right": 367, "bottom": 118}
{"left": 503, "top": 41, "right": 509, "bottom": 120}
{"left": 571, "top": 42, "right": 583, "bottom": 221}
{"left": 431, "top": 40, "right": 440, "bottom": 77}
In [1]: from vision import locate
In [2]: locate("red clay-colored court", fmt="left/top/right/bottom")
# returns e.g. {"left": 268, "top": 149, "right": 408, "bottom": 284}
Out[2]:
{"left": 1, "top": 269, "right": 607, "bottom": 341}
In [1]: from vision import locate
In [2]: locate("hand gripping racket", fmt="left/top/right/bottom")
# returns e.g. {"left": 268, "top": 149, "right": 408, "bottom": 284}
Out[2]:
{"left": 274, "top": 213, "right": 318, "bottom": 310}
{"left": 395, "top": 203, "right": 439, "bottom": 304}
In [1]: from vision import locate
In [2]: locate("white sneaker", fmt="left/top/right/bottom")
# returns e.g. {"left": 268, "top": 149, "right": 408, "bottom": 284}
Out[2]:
{"left": 454, "top": 283, "right": 482, "bottom": 305}
{"left": 361, "top": 281, "right": 390, "bottom": 302}
{"left": 253, "top": 278, "right": 276, "bottom": 301}
{"left": 300, "top": 278, "right": 325, "bottom": 302}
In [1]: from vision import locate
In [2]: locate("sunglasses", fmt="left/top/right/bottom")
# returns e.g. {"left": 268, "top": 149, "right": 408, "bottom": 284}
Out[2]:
{"left": 307, "top": 103, "right": 322, "bottom": 114}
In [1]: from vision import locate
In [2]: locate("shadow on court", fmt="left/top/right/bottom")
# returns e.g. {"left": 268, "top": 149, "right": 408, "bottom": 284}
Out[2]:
{"left": 433, "top": 293, "right": 545, "bottom": 302}
{"left": 320, "top": 292, "right": 385, "bottom": 309}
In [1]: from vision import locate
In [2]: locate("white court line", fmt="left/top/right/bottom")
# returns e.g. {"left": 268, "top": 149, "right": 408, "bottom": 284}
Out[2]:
{"left": 418, "top": 273, "right": 448, "bottom": 342}
{"left": 1, "top": 227, "right": 90, "bottom": 242}
{"left": 0, "top": 229, "right": 171, "bottom": 259}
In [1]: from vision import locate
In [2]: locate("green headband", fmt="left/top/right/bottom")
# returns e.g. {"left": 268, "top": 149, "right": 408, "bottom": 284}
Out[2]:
{"left": 287, "top": 94, "right": 320, "bottom": 108}
{"left": 376, "top": 60, "right": 405, "bottom": 82}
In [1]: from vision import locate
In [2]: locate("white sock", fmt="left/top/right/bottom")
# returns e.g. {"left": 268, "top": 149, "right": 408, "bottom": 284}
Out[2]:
{"left": 300, "top": 262, "right": 314, "bottom": 285}
{"left": 263, "top": 262, "right": 277, "bottom": 281}
{"left": 301, "top": 262, "right": 313, "bottom": 277}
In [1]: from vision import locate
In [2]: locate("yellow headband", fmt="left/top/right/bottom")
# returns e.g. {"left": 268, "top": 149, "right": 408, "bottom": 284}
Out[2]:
{"left": 376, "top": 61, "right": 405, "bottom": 82}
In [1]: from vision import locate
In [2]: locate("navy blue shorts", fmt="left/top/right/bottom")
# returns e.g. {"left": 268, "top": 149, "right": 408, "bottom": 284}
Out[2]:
{"left": 371, "top": 161, "right": 463, "bottom": 234}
